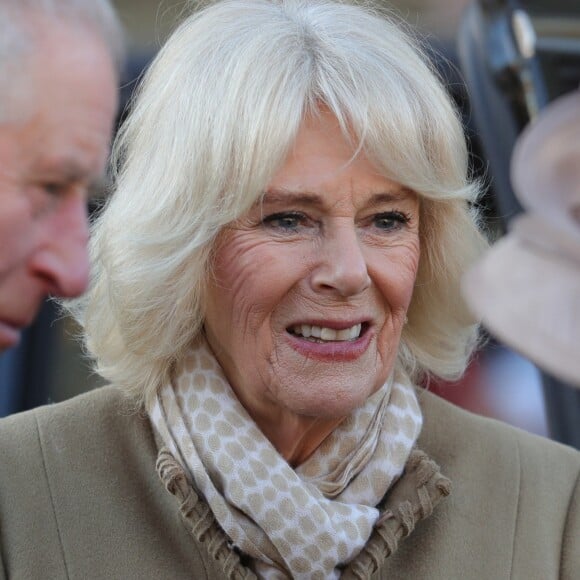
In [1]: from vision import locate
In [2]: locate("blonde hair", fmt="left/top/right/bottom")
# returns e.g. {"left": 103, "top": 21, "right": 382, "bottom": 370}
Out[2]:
{"left": 67, "top": 0, "right": 488, "bottom": 406}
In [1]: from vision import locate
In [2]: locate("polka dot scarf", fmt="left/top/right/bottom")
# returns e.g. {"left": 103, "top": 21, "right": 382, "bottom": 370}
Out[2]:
{"left": 149, "top": 341, "right": 422, "bottom": 579}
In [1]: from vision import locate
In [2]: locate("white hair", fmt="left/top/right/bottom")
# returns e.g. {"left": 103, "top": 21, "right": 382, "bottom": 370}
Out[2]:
{"left": 0, "top": 0, "right": 124, "bottom": 119}
{"left": 67, "top": 0, "right": 488, "bottom": 406}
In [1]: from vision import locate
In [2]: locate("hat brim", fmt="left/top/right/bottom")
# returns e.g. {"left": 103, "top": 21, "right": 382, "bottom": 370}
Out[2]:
{"left": 511, "top": 91, "right": 580, "bottom": 217}
{"left": 463, "top": 233, "right": 580, "bottom": 388}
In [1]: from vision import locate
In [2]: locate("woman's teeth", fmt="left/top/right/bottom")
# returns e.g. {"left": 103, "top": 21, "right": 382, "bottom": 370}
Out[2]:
{"left": 291, "top": 323, "right": 362, "bottom": 341}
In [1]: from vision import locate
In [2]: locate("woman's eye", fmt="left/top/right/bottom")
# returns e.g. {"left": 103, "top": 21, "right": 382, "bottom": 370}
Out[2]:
{"left": 262, "top": 212, "right": 305, "bottom": 231}
{"left": 373, "top": 211, "right": 410, "bottom": 231}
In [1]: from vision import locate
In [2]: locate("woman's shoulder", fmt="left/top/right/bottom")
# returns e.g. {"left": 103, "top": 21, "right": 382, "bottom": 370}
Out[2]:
{"left": 0, "top": 387, "right": 203, "bottom": 578}
{"left": 0, "top": 385, "right": 146, "bottom": 454}
{"left": 417, "top": 387, "right": 580, "bottom": 518}
{"left": 0, "top": 386, "right": 156, "bottom": 494}
{"left": 0, "top": 386, "right": 158, "bottom": 511}
{"left": 380, "top": 389, "right": 579, "bottom": 579}
{"left": 418, "top": 387, "right": 580, "bottom": 473}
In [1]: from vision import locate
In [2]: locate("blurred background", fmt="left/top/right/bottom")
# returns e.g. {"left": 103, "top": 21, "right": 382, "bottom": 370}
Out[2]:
{"left": 1, "top": 0, "right": 579, "bottom": 446}
{"left": 113, "top": 0, "right": 472, "bottom": 49}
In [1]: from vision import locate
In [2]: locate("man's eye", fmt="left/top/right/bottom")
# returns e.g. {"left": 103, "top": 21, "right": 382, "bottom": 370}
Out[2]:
{"left": 373, "top": 211, "right": 410, "bottom": 231}
{"left": 43, "top": 182, "right": 67, "bottom": 196}
{"left": 262, "top": 212, "right": 305, "bottom": 231}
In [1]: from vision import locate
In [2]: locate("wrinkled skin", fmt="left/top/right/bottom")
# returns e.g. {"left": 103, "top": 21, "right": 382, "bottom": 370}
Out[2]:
{"left": 204, "top": 111, "right": 420, "bottom": 464}
{"left": 0, "top": 18, "right": 118, "bottom": 350}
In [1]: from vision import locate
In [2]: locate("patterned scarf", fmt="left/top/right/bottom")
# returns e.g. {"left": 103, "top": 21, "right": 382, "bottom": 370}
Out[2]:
{"left": 149, "top": 340, "right": 422, "bottom": 579}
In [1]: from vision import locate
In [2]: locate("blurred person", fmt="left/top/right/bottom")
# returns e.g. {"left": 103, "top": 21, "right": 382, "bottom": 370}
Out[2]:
{"left": 0, "top": 1, "right": 578, "bottom": 578}
{"left": 464, "top": 90, "right": 580, "bottom": 388}
{"left": 0, "top": 0, "right": 123, "bottom": 351}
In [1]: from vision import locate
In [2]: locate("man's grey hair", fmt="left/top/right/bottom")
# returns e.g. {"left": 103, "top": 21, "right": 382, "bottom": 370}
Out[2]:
{"left": 0, "top": 0, "right": 124, "bottom": 115}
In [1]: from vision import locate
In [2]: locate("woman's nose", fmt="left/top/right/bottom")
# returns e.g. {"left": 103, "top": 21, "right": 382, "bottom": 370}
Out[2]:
{"left": 29, "top": 196, "right": 90, "bottom": 298}
{"left": 310, "top": 224, "right": 371, "bottom": 297}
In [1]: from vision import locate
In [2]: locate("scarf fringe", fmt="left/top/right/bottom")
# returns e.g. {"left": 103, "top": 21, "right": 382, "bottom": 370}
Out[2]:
{"left": 157, "top": 449, "right": 257, "bottom": 580}
{"left": 341, "top": 450, "right": 451, "bottom": 579}
{"left": 157, "top": 447, "right": 451, "bottom": 579}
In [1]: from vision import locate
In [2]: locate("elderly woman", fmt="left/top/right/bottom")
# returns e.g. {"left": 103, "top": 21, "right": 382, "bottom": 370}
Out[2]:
{"left": 0, "top": 0, "right": 578, "bottom": 578}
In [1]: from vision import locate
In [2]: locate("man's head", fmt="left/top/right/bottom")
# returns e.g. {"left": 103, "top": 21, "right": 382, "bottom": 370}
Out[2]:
{"left": 0, "top": 0, "right": 122, "bottom": 350}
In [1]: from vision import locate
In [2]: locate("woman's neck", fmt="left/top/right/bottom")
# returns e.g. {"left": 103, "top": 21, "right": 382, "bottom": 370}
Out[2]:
{"left": 256, "top": 412, "right": 346, "bottom": 467}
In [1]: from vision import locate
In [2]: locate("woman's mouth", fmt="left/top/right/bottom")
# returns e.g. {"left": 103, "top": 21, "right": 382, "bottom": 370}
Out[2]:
{"left": 288, "top": 323, "right": 364, "bottom": 342}
{"left": 285, "top": 321, "right": 372, "bottom": 361}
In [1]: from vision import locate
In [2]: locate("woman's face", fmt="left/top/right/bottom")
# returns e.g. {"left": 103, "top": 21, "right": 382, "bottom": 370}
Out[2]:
{"left": 204, "top": 111, "right": 420, "bottom": 428}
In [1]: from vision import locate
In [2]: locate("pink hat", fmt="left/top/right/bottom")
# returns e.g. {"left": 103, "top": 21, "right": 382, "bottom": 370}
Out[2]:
{"left": 463, "top": 91, "right": 580, "bottom": 388}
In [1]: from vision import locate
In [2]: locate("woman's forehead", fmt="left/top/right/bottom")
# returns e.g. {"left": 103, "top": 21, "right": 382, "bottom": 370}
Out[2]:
{"left": 257, "top": 113, "right": 415, "bottom": 209}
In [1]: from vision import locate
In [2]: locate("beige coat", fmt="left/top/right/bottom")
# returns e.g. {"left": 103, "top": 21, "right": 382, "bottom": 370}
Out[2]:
{"left": 0, "top": 385, "right": 578, "bottom": 579}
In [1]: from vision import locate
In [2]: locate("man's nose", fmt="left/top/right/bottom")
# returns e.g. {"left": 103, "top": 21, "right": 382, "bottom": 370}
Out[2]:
{"left": 309, "top": 223, "right": 371, "bottom": 297}
{"left": 30, "top": 196, "right": 90, "bottom": 298}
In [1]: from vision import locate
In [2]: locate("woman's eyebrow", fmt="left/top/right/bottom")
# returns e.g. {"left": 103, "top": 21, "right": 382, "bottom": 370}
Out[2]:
{"left": 366, "top": 189, "right": 417, "bottom": 207}
{"left": 259, "top": 189, "right": 325, "bottom": 208}
{"left": 258, "top": 188, "right": 415, "bottom": 208}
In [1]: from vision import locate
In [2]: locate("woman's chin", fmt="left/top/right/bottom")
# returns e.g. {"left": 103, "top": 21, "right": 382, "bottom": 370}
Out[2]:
{"left": 271, "top": 379, "right": 381, "bottom": 420}
{"left": 268, "top": 333, "right": 390, "bottom": 418}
